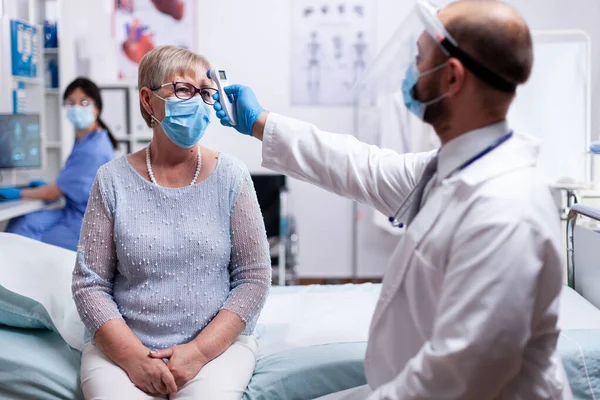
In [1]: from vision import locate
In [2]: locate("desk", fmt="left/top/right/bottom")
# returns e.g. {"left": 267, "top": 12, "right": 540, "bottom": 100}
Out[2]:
{"left": 0, "top": 200, "right": 48, "bottom": 222}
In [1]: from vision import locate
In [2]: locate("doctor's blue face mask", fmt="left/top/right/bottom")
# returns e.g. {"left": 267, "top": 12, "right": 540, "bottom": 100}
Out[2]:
{"left": 151, "top": 94, "right": 211, "bottom": 148}
{"left": 402, "top": 60, "right": 449, "bottom": 120}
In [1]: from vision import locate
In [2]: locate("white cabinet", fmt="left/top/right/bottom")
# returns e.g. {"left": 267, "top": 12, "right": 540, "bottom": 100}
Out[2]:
{"left": 99, "top": 84, "right": 152, "bottom": 156}
{"left": 99, "top": 87, "right": 128, "bottom": 140}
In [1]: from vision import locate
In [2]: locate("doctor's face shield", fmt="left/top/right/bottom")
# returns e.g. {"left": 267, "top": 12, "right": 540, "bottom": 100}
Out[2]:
{"left": 353, "top": 0, "right": 517, "bottom": 124}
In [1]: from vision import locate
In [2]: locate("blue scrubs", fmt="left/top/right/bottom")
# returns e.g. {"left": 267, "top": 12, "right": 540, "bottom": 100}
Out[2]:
{"left": 7, "top": 130, "right": 114, "bottom": 250}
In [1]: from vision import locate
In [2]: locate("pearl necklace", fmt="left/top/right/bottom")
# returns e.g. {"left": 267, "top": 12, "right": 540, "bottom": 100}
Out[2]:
{"left": 146, "top": 144, "right": 202, "bottom": 186}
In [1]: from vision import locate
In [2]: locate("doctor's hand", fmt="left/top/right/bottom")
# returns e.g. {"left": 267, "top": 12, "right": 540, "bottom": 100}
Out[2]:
{"left": 213, "top": 84, "right": 267, "bottom": 137}
{"left": 0, "top": 187, "right": 21, "bottom": 201}
{"left": 149, "top": 342, "right": 209, "bottom": 389}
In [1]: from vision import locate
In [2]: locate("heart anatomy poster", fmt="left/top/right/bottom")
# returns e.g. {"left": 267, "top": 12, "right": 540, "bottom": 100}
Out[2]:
{"left": 114, "top": 0, "right": 197, "bottom": 80}
{"left": 291, "top": 1, "right": 375, "bottom": 106}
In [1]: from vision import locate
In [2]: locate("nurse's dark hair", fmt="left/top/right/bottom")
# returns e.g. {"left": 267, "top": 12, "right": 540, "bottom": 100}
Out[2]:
{"left": 63, "top": 77, "right": 118, "bottom": 149}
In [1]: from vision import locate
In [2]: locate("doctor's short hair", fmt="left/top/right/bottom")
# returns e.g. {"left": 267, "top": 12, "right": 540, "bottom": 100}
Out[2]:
{"left": 138, "top": 45, "right": 211, "bottom": 127}
{"left": 444, "top": 3, "right": 534, "bottom": 88}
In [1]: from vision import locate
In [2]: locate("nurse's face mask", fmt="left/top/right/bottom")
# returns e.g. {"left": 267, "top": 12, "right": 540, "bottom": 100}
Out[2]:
{"left": 149, "top": 82, "right": 212, "bottom": 149}
{"left": 353, "top": 0, "right": 517, "bottom": 125}
{"left": 65, "top": 99, "right": 97, "bottom": 130}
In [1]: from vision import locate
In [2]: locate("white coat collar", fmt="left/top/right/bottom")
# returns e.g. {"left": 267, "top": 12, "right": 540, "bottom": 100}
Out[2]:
{"left": 436, "top": 121, "right": 510, "bottom": 182}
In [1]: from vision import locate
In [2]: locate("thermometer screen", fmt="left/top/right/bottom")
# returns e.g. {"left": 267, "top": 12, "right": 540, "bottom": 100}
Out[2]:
{"left": 219, "top": 70, "right": 227, "bottom": 80}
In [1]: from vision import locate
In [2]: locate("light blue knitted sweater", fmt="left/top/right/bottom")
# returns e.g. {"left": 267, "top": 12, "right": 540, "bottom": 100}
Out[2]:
{"left": 72, "top": 154, "right": 271, "bottom": 350}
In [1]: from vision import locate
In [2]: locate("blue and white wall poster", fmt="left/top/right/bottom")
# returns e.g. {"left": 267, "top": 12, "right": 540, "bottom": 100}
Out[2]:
{"left": 10, "top": 20, "right": 40, "bottom": 78}
{"left": 292, "top": 1, "right": 375, "bottom": 106}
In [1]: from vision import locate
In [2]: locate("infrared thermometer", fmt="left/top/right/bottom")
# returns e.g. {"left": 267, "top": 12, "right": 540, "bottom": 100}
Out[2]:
{"left": 208, "top": 69, "right": 237, "bottom": 126}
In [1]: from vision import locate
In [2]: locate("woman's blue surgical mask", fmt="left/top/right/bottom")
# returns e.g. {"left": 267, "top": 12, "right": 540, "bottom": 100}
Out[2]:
{"left": 152, "top": 95, "right": 210, "bottom": 148}
{"left": 66, "top": 105, "right": 97, "bottom": 130}
{"left": 402, "top": 61, "right": 449, "bottom": 120}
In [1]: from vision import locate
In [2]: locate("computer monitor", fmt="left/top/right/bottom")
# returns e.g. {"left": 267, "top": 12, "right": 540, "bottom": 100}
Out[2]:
{"left": 0, "top": 114, "right": 41, "bottom": 169}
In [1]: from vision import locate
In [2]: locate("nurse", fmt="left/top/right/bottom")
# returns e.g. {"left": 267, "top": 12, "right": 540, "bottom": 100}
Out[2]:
{"left": 0, "top": 77, "right": 116, "bottom": 251}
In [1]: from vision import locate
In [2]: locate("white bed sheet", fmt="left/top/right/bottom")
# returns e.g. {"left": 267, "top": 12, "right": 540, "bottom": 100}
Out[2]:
{"left": 256, "top": 284, "right": 600, "bottom": 360}
{"left": 558, "top": 285, "right": 600, "bottom": 330}
{"left": 255, "top": 284, "right": 381, "bottom": 358}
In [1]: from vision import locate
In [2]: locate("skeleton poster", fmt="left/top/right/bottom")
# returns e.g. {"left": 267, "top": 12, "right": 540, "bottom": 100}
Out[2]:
{"left": 291, "top": 1, "right": 375, "bottom": 106}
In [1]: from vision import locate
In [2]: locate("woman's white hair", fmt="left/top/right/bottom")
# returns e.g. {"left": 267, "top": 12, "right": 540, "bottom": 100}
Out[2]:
{"left": 138, "top": 45, "right": 211, "bottom": 127}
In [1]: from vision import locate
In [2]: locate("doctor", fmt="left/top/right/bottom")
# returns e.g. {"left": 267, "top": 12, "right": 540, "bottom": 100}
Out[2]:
{"left": 215, "top": 1, "right": 572, "bottom": 399}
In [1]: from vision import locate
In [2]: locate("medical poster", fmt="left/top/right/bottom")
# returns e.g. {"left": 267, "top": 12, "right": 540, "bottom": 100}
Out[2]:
{"left": 10, "top": 20, "right": 40, "bottom": 78}
{"left": 291, "top": 1, "right": 375, "bottom": 106}
{"left": 114, "top": 0, "right": 197, "bottom": 80}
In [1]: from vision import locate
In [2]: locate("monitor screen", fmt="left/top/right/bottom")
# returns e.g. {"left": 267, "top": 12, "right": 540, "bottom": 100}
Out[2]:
{"left": 0, "top": 114, "right": 41, "bottom": 169}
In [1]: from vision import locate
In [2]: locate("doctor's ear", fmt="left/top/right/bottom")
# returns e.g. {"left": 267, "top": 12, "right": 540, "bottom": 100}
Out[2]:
{"left": 446, "top": 58, "right": 465, "bottom": 97}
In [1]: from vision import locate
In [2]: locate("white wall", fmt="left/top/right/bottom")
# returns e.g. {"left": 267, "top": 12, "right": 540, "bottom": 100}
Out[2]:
{"left": 196, "top": 0, "right": 356, "bottom": 278}
{"left": 508, "top": 0, "right": 600, "bottom": 142}
{"left": 56, "top": 0, "right": 600, "bottom": 278}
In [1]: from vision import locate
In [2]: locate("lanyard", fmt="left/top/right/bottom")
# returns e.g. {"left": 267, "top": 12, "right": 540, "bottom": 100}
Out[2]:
{"left": 389, "top": 131, "right": 514, "bottom": 228}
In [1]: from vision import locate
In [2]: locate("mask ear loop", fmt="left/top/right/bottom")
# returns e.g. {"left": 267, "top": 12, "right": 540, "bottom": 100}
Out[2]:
{"left": 147, "top": 90, "right": 164, "bottom": 128}
{"left": 419, "top": 60, "right": 449, "bottom": 78}
{"left": 415, "top": 61, "right": 450, "bottom": 105}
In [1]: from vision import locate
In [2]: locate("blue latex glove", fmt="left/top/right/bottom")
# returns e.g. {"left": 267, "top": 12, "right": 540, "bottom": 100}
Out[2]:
{"left": 28, "top": 179, "right": 48, "bottom": 188}
{"left": 212, "top": 84, "right": 265, "bottom": 136}
{"left": 591, "top": 141, "right": 600, "bottom": 154}
{"left": 0, "top": 187, "right": 22, "bottom": 201}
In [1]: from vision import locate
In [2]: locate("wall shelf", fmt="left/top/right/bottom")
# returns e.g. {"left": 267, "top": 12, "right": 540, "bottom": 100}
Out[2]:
{"left": 12, "top": 76, "right": 44, "bottom": 85}
{"left": 45, "top": 141, "right": 61, "bottom": 149}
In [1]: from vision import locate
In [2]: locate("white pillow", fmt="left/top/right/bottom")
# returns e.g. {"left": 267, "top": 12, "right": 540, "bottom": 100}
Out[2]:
{"left": 0, "top": 232, "right": 85, "bottom": 350}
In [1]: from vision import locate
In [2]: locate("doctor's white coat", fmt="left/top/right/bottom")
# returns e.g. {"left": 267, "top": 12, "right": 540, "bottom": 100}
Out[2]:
{"left": 260, "top": 113, "right": 572, "bottom": 399}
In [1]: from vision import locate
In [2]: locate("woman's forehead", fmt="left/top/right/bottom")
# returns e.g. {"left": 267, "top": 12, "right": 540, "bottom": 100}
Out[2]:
{"left": 166, "top": 71, "right": 213, "bottom": 87}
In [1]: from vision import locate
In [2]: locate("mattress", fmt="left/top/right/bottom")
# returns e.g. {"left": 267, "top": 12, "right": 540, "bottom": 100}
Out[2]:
{"left": 1, "top": 284, "right": 599, "bottom": 400}
{"left": 0, "top": 283, "right": 380, "bottom": 400}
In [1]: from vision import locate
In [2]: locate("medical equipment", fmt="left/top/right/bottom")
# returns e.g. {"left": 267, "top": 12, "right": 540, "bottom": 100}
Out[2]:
{"left": 389, "top": 131, "right": 513, "bottom": 228}
{"left": 208, "top": 68, "right": 237, "bottom": 126}
{"left": 567, "top": 204, "right": 600, "bottom": 308}
{"left": 251, "top": 174, "right": 299, "bottom": 286}
{"left": 0, "top": 114, "right": 41, "bottom": 170}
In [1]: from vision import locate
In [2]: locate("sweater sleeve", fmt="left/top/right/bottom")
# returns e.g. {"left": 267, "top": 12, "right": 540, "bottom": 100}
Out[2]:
{"left": 221, "top": 168, "right": 271, "bottom": 329}
{"left": 71, "top": 172, "right": 123, "bottom": 336}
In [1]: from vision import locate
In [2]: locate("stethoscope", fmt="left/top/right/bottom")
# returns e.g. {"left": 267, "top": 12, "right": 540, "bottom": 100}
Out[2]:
{"left": 389, "top": 131, "right": 514, "bottom": 228}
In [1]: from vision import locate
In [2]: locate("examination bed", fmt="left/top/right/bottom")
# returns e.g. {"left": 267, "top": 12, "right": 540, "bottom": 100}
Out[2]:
{"left": 1, "top": 204, "right": 600, "bottom": 400}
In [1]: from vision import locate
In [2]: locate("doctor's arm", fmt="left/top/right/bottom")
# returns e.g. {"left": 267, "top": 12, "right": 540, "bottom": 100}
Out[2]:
{"left": 215, "top": 85, "right": 433, "bottom": 217}
{"left": 368, "top": 218, "right": 558, "bottom": 400}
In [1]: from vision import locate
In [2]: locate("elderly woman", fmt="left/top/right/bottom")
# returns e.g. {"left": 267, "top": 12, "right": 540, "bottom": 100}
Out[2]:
{"left": 72, "top": 45, "right": 271, "bottom": 400}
